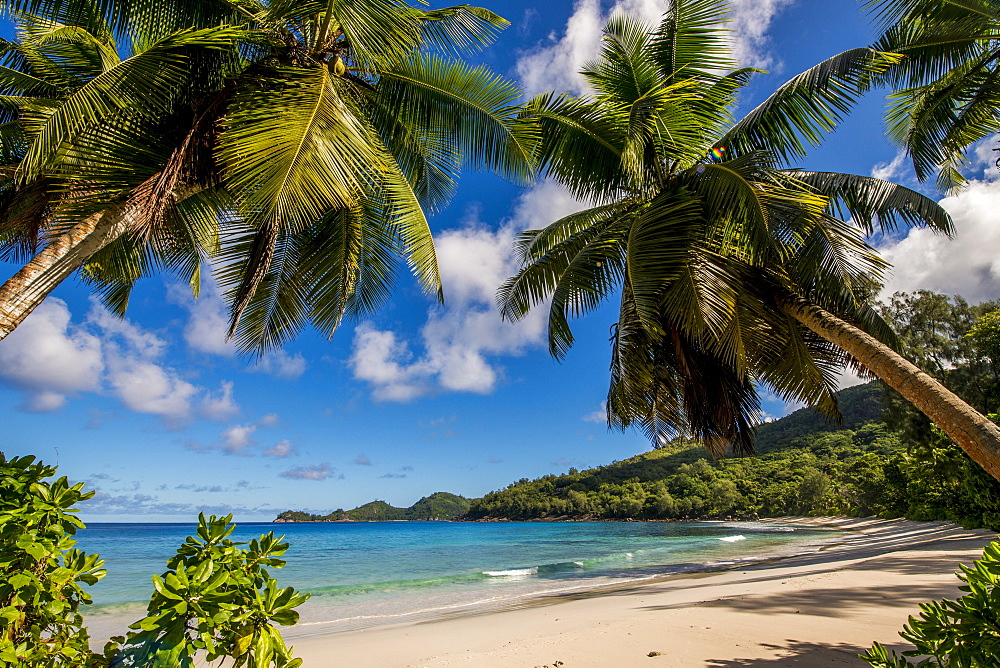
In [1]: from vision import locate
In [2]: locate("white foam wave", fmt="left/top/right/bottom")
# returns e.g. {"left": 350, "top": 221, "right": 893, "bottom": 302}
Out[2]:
{"left": 483, "top": 567, "right": 538, "bottom": 577}
{"left": 717, "top": 535, "right": 747, "bottom": 543}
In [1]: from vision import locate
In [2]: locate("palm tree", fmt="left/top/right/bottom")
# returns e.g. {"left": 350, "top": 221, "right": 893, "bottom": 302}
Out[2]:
{"left": 0, "top": 0, "right": 535, "bottom": 352}
{"left": 499, "top": 0, "right": 1000, "bottom": 481}
{"left": 867, "top": 0, "right": 1000, "bottom": 190}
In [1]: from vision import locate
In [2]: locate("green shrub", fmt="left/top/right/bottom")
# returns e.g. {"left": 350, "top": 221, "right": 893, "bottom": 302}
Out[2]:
{"left": 0, "top": 453, "right": 110, "bottom": 666}
{"left": 110, "top": 514, "right": 309, "bottom": 667}
{"left": 0, "top": 453, "right": 309, "bottom": 667}
{"left": 861, "top": 540, "right": 1000, "bottom": 667}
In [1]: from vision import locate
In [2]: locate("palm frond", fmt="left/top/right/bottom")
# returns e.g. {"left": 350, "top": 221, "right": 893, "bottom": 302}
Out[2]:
{"left": 378, "top": 54, "right": 537, "bottom": 185}
{"left": 18, "top": 26, "right": 243, "bottom": 182}
{"left": 522, "top": 92, "right": 628, "bottom": 202}
{"left": 791, "top": 170, "right": 954, "bottom": 234}
{"left": 582, "top": 14, "right": 662, "bottom": 102}
{"left": 720, "top": 48, "right": 902, "bottom": 163}
{"left": 418, "top": 5, "right": 509, "bottom": 56}
{"left": 652, "top": 0, "right": 736, "bottom": 82}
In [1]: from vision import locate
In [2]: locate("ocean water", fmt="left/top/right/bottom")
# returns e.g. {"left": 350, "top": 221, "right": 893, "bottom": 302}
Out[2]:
{"left": 74, "top": 520, "right": 841, "bottom": 640}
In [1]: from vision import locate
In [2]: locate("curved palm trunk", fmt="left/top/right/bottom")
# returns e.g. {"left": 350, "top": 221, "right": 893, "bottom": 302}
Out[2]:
{"left": 0, "top": 206, "right": 129, "bottom": 339}
{"left": 782, "top": 297, "right": 1000, "bottom": 482}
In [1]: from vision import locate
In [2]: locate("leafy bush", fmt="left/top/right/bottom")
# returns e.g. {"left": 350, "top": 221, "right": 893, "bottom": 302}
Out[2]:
{"left": 861, "top": 540, "right": 1000, "bottom": 667}
{"left": 0, "top": 453, "right": 110, "bottom": 666}
{"left": 0, "top": 453, "right": 309, "bottom": 667}
{"left": 111, "top": 514, "right": 309, "bottom": 667}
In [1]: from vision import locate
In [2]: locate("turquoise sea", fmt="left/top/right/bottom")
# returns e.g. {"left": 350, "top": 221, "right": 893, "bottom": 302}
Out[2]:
{"left": 76, "top": 520, "right": 842, "bottom": 640}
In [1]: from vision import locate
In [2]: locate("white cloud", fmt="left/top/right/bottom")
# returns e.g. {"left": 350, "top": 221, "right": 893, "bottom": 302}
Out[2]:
{"left": 258, "top": 413, "right": 280, "bottom": 427}
{"left": 0, "top": 298, "right": 103, "bottom": 410}
{"left": 200, "top": 381, "right": 240, "bottom": 420}
{"left": 354, "top": 454, "right": 372, "bottom": 466}
{"left": 264, "top": 439, "right": 296, "bottom": 458}
{"left": 0, "top": 297, "right": 242, "bottom": 423}
{"left": 349, "top": 324, "right": 430, "bottom": 401}
{"left": 221, "top": 423, "right": 256, "bottom": 455}
{"left": 517, "top": 0, "right": 794, "bottom": 98}
{"left": 167, "top": 281, "right": 236, "bottom": 357}
{"left": 89, "top": 304, "right": 216, "bottom": 425}
{"left": 104, "top": 354, "right": 199, "bottom": 422}
{"left": 23, "top": 391, "right": 68, "bottom": 412}
{"left": 582, "top": 401, "right": 608, "bottom": 423}
{"left": 878, "top": 178, "right": 1000, "bottom": 302}
{"left": 87, "top": 305, "right": 165, "bottom": 358}
{"left": 280, "top": 463, "right": 334, "bottom": 480}
{"left": 871, "top": 149, "right": 908, "bottom": 182}
{"left": 727, "top": 0, "right": 796, "bottom": 70}
{"left": 972, "top": 135, "right": 1000, "bottom": 180}
{"left": 253, "top": 350, "right": 307, "bottom": 380}
{"left": 349, "top": 182, "right": 586, "bottom": 401}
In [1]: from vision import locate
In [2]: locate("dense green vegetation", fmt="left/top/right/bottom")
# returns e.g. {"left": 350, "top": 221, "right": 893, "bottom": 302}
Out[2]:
{"left": 863, "top": 541, "right": 1000, "bottom": 667}
{"left": 462, "top": 293, "right": 1000, "bottom": 529}
{"left": 0, "top": 454, "right": 308, "bottom": 667}
{"left": 0, "top": 0, "right": 532, "bottom": 353}
{"left": 461, "top": 383, "right": 999, "bottom": 530}
{"left": 0, "top": 454, "right": 109, "bottom": 666}
{"left": 275, "top": 492, "right": 471, "bottom": 522}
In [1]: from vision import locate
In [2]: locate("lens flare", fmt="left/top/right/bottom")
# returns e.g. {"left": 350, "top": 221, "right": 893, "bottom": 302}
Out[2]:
{"left": 711, "top": 147, "right": 726, "bottom": 160}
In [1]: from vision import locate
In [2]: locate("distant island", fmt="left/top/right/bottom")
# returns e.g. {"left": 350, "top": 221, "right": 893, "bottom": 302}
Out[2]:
{"left": 275, "top": 491, "right": 471, "bottom": 522}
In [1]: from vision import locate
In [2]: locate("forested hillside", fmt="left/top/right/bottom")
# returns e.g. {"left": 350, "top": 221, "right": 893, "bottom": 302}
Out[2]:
{"left": 276, "top": 492, "right": 471, "bottom": 522}
{"left": 464, "top": 383, "right": 1000, "bottom": 530}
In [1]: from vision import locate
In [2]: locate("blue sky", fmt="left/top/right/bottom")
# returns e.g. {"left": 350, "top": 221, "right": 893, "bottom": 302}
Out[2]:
{"left": 2, "top": 0, "right": 1000, "bottom": 521}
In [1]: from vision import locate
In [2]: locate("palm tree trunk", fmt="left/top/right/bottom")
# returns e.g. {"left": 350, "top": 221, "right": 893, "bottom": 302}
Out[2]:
{"left": 0, "top": 205, "right": 129, "bottom": 340}
{"left": 782, "top": 297, "right": 1000, "bottom": 482}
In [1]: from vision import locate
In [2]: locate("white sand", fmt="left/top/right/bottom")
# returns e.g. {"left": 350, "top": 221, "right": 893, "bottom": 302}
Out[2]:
{"left": 287, "top": 517, "right": 996, "bottom": 667}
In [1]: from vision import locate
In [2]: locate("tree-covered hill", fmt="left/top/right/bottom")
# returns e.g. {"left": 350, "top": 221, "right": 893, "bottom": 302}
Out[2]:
{"left": 462, "top": 382, "right": 1000, "bottom": 529}
{"left": 275, "top": 492, "right": 471, "bottom": 522}
{"left": 753, "top": 382, "right": 885, "bottom": 454}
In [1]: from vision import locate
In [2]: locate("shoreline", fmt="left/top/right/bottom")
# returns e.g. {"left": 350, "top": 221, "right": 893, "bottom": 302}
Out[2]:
{"left": 286, "top": 517, "right": 996, "bottom": 667}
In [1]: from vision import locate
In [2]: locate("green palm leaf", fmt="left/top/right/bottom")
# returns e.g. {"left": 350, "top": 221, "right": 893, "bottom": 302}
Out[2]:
{"left": 378, "top": 54, "right": 537, "bottom": 185}
{"left": 18, "top": 26, "right": 243, "bottom": 182}
{"left": 720, "top": 47, "right": 902, "bottom": 162}
{"left": 418, "top": 5, "right": 508, "bottom": 56}
{"left": 791, "top": 170, "right": 954, "bottom": 234}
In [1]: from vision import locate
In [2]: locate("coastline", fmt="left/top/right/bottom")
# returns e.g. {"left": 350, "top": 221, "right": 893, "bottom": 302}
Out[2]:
{"left": 286, "top": 517, "right": 996, "bottom": 667}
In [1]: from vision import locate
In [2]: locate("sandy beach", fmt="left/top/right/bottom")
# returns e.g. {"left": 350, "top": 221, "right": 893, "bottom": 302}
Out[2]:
{"left": 286, "top": 517, "right": 996, "bottom": 667}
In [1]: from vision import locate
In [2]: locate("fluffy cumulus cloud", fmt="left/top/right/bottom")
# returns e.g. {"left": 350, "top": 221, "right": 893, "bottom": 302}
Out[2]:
{"left": 0, "top": 298, "right": 103, "bottom": 411}
{"left": 349, "top": 182, "right": 585, "bottom": 401}
{"left": 200, "top": 381, "right": 240, "bottom": 421}
{"left": 0, "top": 298, "right": 239, "bottom": 423}
{"left": 221, "top": 423, "right": 257, "bottom": 455}
{"left": 517, "top": 0, "right": 794, "bottom": 98}
{"left": 878, "top": 176, "right": 1000, "bottom": 303}
{"left": 167, "top": 281, "right": 236, "bottom": 357}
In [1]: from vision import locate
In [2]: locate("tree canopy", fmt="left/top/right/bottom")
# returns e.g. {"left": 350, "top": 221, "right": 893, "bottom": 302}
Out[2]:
{"left": 0, "top": 0, "right": 536, "bottom": 352}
